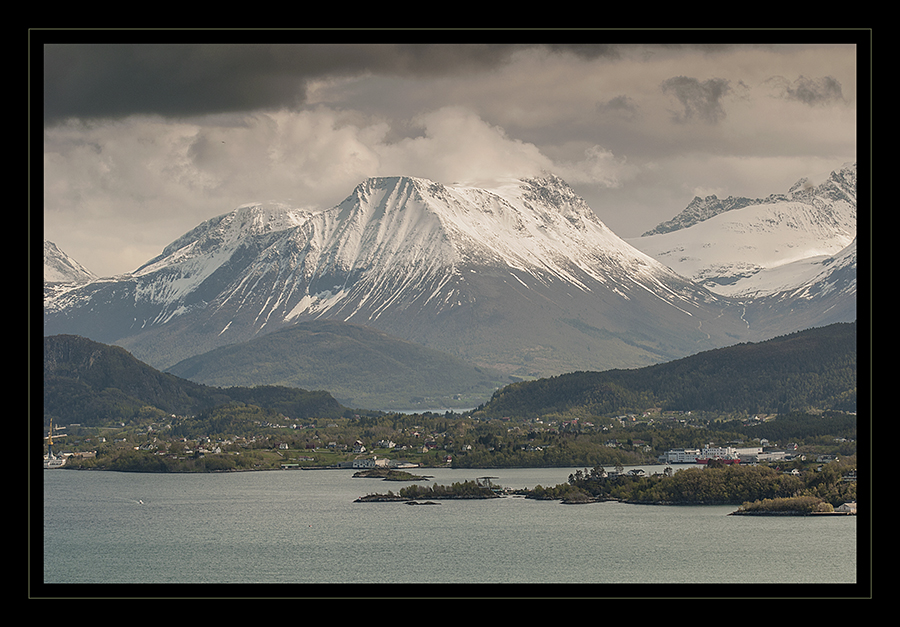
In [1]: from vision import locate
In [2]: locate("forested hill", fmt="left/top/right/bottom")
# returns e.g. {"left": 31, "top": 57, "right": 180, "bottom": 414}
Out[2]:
{"left": 478, "top": 322, "right": 857, "bottom": 419}
{"left": 43, "top": 334, "right": 351, "bottom": 427}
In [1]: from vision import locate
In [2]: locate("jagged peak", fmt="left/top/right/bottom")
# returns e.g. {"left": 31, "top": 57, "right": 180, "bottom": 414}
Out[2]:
{"left": 135, "top": 202, "right": 314, "bottom": 274}
{"left": 332, "top": 172, "right": 599, "bottom": 234}
{"left": 44, "top": 240, "right": 97, "bottom": 284}
{"left": 347, "top": 175, "right": 437, "bottom": 199}
{"left": 643, "top": 162, "right": 856, "bottom": 237}
{"left": 220, "top": 202, "right": 314, "bottom": 236}
{"left": 789, "top": 161, "right": 856, "bottom": 194}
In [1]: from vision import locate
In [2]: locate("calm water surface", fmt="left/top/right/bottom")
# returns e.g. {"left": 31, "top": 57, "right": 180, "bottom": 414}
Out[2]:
{"left": 40, "top": 466, "right": 860, "bottom": 590}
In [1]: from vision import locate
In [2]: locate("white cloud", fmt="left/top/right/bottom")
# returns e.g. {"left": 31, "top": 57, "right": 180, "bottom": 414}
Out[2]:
{"left": 376, "top": 106, "right": 552, "bottom": 185}
{"left": 44, "top": 106, "right": 592, "bottom": 276}
{"left": 553, "top": 144, "right": 638, "bottom": 188}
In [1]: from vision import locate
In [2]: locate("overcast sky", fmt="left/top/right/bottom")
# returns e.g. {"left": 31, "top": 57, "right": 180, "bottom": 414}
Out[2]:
{"left": 39, "top": 36, "right": 864, "bottom": 278}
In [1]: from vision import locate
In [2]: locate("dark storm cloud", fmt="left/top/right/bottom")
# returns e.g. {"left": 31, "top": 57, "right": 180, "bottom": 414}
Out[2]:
{"left": 42, "top": 43, "right": 621, "bottom": 126}
{"left": 766, "top": 75, "right": 845, "bottom": 106}
{"left": 42, "top": 43, "right": 374, "bottom": 124}
{"left": 660, "top": 76, "right": 731, "bottom": 124}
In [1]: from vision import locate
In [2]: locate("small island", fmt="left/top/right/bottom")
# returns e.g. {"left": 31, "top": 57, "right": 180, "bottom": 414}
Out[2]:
{"left": 729, "top": 496, "right": 856, "bottom": 516}
{"left": 355, "top": 478, "right": 501, "bottom": 503}
{"left": 352, "top": 467, "right": 431, "bottom": 481}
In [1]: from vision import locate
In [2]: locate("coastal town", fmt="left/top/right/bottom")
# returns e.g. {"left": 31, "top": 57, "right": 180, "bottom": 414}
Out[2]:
{"left": 44, "top": 407, "right": 857, "bottom": 473}
{"left": 43, "top": 412, "right": 858, "bottom": 516}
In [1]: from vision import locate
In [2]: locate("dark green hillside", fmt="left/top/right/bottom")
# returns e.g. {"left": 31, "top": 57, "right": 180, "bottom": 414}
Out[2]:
{"left": 43, "top": 335, "right": 349, "bottom": 427}
{"left": 478, "top": 322, "right": 856, "bottom": 419}
{"left": 166, "top": 320, "right": 509, "bottom": 411}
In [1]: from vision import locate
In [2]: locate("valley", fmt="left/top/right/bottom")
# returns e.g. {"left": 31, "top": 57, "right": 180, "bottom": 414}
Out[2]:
{"left": 41, "top": 165, "right": 861, "bottom": 481}
{"left": 42, "top": 323, "right": 858, "bottom": 480}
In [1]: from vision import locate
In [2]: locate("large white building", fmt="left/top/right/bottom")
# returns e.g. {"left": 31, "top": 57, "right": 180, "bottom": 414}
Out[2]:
{"left": 660, "top": 445, "right": 764, "bottom": 464}
{"left": 659, "top": 448, "right": 702, "bottom": 463}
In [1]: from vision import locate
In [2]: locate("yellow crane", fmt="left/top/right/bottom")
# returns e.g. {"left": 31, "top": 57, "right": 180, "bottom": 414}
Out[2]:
{"left": 44, "top": 419, "right": 67, "bottom": 468}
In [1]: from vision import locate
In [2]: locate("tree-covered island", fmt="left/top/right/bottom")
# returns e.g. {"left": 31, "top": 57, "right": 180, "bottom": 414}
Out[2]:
{"left": 354, "top": 461, "right": 857, "bottom": 514}
{"left": 355, "top": 478, "right": 501, "bottom": 503}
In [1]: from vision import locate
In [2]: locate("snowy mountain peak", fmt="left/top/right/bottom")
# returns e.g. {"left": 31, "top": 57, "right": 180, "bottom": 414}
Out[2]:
{"left": 629, "top": 162, "right": 857, "bottom": 299}
{"left": 644, "top": 162, "right": 856, "bottom": 237}
{"left": 787, "top": 162, "right": 856, "bottom": 205}
{"left": 46, "top": 172, "right": 726, "bottom": 371}
{"left": 44, "top": 167, "right": 855, "bottom": 379}
{"left": 138, "top": 201, "right": 314, "bottom": 272}
{"left": 315, "top": 172, "right": 643, "bottom": 285}
{"left": 44, "top": 240, "right": 96, "bottom": 284}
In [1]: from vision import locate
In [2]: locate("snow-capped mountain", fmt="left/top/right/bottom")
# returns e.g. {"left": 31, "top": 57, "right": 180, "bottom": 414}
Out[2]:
{"left": 629, "top": 163, "right": 856, "bottom": 299}
{"left": 44, "top": 174, "right": 757, "bottom": 377}
{"left": 44, "top": 240, "right": 97, "bottom": 284}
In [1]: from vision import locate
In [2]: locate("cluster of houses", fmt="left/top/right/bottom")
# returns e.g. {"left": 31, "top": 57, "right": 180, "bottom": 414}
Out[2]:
{"left": 278, "top": 438, "right": 433, "bottom": 470}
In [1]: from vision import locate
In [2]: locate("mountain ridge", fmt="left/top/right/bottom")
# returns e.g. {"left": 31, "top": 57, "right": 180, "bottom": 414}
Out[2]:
{"left": 44, "top": 168, "right": 856, "bottom": 380}
{"left": 43, "top": 334, "right": 352, "bottom": 427}
{"left": 165, "top": 319, "right": 509, "bottom": 411}
{"left": 629, "top": 163, "right": 856, "bottom": 300}
{"left": 43, "top": 321, "right": 857, "bottom": 429}
{"left": 477, "top": 321, "right": 857, "bottom": 419}
{"left": 641, "top": 162, "right": 856, "bottom": 237}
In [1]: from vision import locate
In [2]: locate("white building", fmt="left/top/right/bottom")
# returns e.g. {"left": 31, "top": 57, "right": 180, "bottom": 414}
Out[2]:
{"left": 660, "top": 448, "right": 701, "bottom": 463}
{"left": 351, "top": 456, "right": 390, "bottom": 469}
{"left": 700, "top": 445, "right": 737, "bottom": 459}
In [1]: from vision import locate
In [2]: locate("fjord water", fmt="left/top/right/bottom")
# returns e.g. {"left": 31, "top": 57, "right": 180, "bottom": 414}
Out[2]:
{"left": 41, "top": 466, "right": 857, "bottom": 586}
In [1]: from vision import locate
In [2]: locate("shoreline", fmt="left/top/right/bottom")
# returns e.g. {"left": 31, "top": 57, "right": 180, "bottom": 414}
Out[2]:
{"left": 729, "top": 510, "right": 856, "bottom": 516}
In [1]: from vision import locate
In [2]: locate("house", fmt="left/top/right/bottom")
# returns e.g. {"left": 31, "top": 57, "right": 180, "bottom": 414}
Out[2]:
{"left": 836, "top": 502, "right": 857, "bottom": 514}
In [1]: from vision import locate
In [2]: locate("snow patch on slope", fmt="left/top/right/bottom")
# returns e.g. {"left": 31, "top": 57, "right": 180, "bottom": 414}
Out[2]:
{"left": 629, "top": 164, "right": 856, "bottom": 298}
